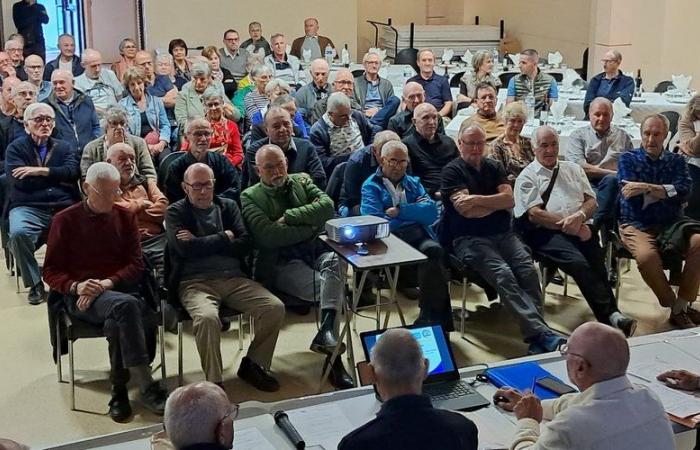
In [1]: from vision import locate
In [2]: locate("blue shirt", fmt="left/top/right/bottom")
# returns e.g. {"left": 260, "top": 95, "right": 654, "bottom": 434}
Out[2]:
{"left": 408, "top": 72, "right": 452, "bottom": 111}
{"left": 146, "top": 75, "right": 174, "bottom": 98}
{"left": 364, "top": 80, "right": 383, "bottom": 111}
{"left": 617, "top": 148, "right": 691, "bottom": 230}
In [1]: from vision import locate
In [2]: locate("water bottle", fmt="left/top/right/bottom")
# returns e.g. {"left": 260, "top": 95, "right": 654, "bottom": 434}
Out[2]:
{"left": 525, "top": 92, "right": 536, "bottom": 123}
{"left": 324, "top": 44, "right": 334, "bottom": 64}
{"left": 492, "top": 48, "right": 499, "bottom": 66}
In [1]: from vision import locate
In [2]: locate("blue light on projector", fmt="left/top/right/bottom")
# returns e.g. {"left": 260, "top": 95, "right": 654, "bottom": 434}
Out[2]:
{"left": 342, "top": 226, "right": 358, "bottom": 240}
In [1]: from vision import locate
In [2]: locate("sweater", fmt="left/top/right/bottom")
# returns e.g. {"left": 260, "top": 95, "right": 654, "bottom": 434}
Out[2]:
{"left": 164, "top": 151, "right": 240, "bottom": 203}
{"left": 44, "top": 90, "right": 101, "bottom": 152}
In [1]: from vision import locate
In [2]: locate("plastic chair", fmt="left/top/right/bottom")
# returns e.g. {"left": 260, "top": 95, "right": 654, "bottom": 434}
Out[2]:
{"left": 450, "top": 71, "right": 465, "bottom": 88}
{"left": 499, "top": 72, "right": 517, "bottom": 89}
{"left": 351, "top": 69, "right": 365, "bottom": 78}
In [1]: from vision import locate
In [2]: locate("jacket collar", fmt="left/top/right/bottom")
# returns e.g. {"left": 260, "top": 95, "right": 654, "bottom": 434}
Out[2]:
{"left": 377, "top": 394, "right": 433, "bottom": 418}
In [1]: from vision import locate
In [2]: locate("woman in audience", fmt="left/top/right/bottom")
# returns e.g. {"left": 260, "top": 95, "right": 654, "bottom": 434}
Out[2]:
{"left": 156, "top": 53, "right": 177, "bottom": 85}
{"left": 168, "top": 38, "right": 191, "bottom": 90}
{"left": 677, "top": 94, "right": 700, "bottom": 220}
{"left": 249, "top": 94, "right": 308, "bottom": 142}
{"left": 111, "top": 38, "right": 138, "bottom": 81}
{"left": 456, "top": 49, "right": 501, "bottom": 110}
{"left": 119, "top": 66, "right": 171, "bottom": 166}
{"left": 201, "top": 45, "right": 236, "bottom": 100}
{"left": 233, "top": 53, "right": 265, "bottom": 117}
{"left": 488, "top": 101, "right": 533, "bottom": 183}
{"left": 242, "top": 64, "right": 273, "bottom": 128}
{"left": 251, "top": 81, "right": 308, "bottom": 138}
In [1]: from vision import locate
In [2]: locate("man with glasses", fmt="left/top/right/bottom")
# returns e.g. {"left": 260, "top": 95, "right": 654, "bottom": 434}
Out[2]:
{"left": 241, "top": 21, "right": 271, "bottom": 56}
{"left": 6, "top": 103, "right": 79, "bottom": 304}
{"left": 460, "top": 82, "right": 504, "bottom": 142}
{"left": 164, "top": 117, "right": 239, "bottom": 202}
{"left": 494, "top": 322, "right": 674, "bottom": 449}
{"left": 1, "top": 81, "right": 37, "bottom": 153}
{"left": 4, "top": 38, "right": 27, "bottom": 81}
{"left": 134, "top": 50, "right": 177, "bottom": 109}
{"left": 353, "top": 51, "right": 400, "bottom": 130}
{"left": 75, "top": 48, "right": 124, "bottom": 116}
{"left": 388, "top": 82, "right": 445, "bottom": 138}
{"left": 0, "top": 52, "right": 17, "bottom": 82}
{"left": 165, "top": 163, "right": 284, "bottom": 391}
{"left": 219, "top": 29, "right": 249, "bottom": 83}
{"left": 308, "top": 69, "right": 363, "bottom": 125}
{"left": 23, "top": 54, "right": 50, "bottom": 101}
{"left": 584, "top": 49, "right": 634, "bottom": 117}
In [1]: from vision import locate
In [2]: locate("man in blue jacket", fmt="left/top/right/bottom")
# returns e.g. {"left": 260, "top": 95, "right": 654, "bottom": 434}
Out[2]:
{"left": 6, "top": 103, "right": 79, "bottom": 304}
{"left": 583, "top": 49, "right": 634, "bottom": 117}
{"left": 360, "top": 140, "right": 453, "bottom": 331}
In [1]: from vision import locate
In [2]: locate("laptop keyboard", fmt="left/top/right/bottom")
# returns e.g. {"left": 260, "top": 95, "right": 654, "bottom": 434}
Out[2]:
{"left": 424, "top": 380, "right": 476, "bottom": 401}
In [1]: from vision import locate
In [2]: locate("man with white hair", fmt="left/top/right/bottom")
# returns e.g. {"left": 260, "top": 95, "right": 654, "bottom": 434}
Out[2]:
{"left": 164, "top": 381, "right": 236, "bottom": 450}
{"left": 583, "top": 49, "right": 634, "bottom": 116}
{"left": 339, "top": 328, "right": 478, "bottom": 449}
{"left": 23, "top": 54, "right": 50, "bottom": 100}
{"left": 43, "top": 33, "right": 83, "bottom": 80}
{"left": 4, "top": 39, "right": 27, "bottom": 80}
{"left": 387, "top": 81, "right": 445, "bottom": 138}
{"left": 514, "top": 126, "right": 636, "bottom": 336}
{"left": 74, "top": 48, "right": 124, "bottom": 115}
{"left": 496, "top": 322, "right": 674, "bottom": 449}
{"left": 295, "top": 58, "right": 331, "bottom": 122}
{"left": 310, "top": 91, "right": 375, "bottom": 176}
{"left": 0, "top": 81, "right": 37, "bottom": 154}
{"left": 308, "top": 68, "right": 363, "bottom": 125}
{"left": 6, "top": 102, "right": 79, "bottom": 304}
{"left": 44, "top": 161, "right": 168, "bottom": 422}
{"left": 353, "top": 51, "right": 400, "bottom": 130}
{"left": 264, "top": 33, "right": 301, "bottom": 87}
{"left": 506, "top": 48, "right": 558, "bottom": 116}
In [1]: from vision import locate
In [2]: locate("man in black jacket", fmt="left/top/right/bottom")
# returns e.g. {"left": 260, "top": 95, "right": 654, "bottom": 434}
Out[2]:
{"left": 165, "top": 163, "right": 284, "bottom": 391}
{"left": 12, "top": 0, "right": 48, "bottom": 61}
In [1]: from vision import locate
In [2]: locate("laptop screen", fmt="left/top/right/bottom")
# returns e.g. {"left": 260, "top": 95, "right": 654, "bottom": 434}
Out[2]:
{"left": 361, "top": 325, "right": 456, "bottom": 377}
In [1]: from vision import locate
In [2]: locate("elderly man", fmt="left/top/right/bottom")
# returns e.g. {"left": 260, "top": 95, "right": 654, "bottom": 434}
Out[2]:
{"left": 295, "top": 58, "right": 331, "bottom": 122}
{"left": 353, "top": 51, "right": 400, "bottom": 130}
{"left": 241, "top": 21, "right": 271, "bottom": 56}
{"left": 81, "top": 106, "right": 156, "bottom": 181}
{"left": 44, "top": 162, "right": 169, "bottom": 422}
{"left": 219, "top": 29, "right": 249, "bottom": 82}
{"left": 403, "top": 103, "right": 458, "bottom": 199}
{"left": 584, "top": 49, "right": 634, "bottom": 116}
{"left": 567, "top": 97, "right": 633, "bottom": 230}
{"left": 241, "top": 145, "right": 353, "bottom": 389}
{"left": 134, "top": 50, "right": 177, "bottom": 109}
{"left": 43, "top": 33, "right": 82, "bottom": 80}
{"left": 164, "top": 382, "right": 237, "bottom": 450}
{"left": 4, "top": 39, "right": 27, "bottom": 80}
{"left": 249, "top": 94, "right": 308, "bottom": 142}
{"left": 617, "top": 114, "right": 700, "bottom": 328}
{"left": 461, "top": 82, "right": 504, "bottom": 142}
{"left": 166, "top": 163, "right": 284, "bottom": 391}
{"left": 244, "top": 106, "right": 325, "bottom": 188}
{"left": 496, "top": 322, "right": 674, "bottom": 450}
{"left": 0, "top": 76, "right": 20, "bottom": 117}
{"left": 514, "top": 126, "right": 636, "bottom": 336}
{"left": 264, "top": 34, "right": 301, "bottom": 88}
{"left": 407, "top": 49, "right": 452, "bottom": 117}
{"left": 6, "top": 103, "right": 79, "bottom": 304}
{"left": 44, "top": 69, "right": 100, "bottom": 152}
{"left": 0, "top": 81, "right": 37, "bottom": 153}
{"left": 339, "top": 328, "right": 478, "bottom": 450}
{"left": 310, "top": 91, "right": 375, "bottom": 176}
{"left": 388, "top": 81, "right": 445, "bottom": 138}
{"left": 506, "top": 49, "right": 558, "bottom": 115}
{"left": 308, "top": 68, "right": 362, "bottom": 125}
{"left": 74, "top": 49, "right": 124, "bottom": 115}
{"left": 360, "top": 141, "right": 453, "bottom": 330}
{"left": 441, "top": 123, "right": 564, "bottom": 353}
{"left": 291, "top": 17, "right": 335, "bottom": 60}
{"left": 164, "top": 117, "right": 239, "bottom": 202}
{"left": 23, "top": 54, "right": 50, "bottom": 101}
{"left": 0, "top": 52, "right": 17, "bottom": 83}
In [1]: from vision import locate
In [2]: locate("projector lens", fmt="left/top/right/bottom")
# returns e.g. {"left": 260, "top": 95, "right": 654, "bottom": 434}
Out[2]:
{"left": 342, "top": 226, "right": 357, "bottom": 239}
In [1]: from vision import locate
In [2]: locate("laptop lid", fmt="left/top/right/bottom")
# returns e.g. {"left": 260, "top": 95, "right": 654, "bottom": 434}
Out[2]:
{"left": 360, "top": 324, "right": 460, "bottom": 384}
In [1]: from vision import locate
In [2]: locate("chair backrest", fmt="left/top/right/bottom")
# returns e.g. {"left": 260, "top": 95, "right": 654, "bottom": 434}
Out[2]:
{"left": 654, "top": 80, "right": 675, "bottom": 93}
{"left": 578, "top": 47, "right": 589, "bottom": 81}
{"left": 351, "top": 69, "right": 365, "bottom": 78}
{"left": 449, "top": 71, "right": 465, "bottom": 88}
{"left": 325, "top": 161, "right": 347, "bottom": 206}
{"left": 394, "top": 48, "right": 419, "bottom": 74}
{"left": 157, "top": 151, "right": 185, "bottom": 190}
{"left": 660, "top": 110, "right": 681, "bottom": 150}
{"left": 550, "top": 72, "right": 563, "bottom": 83}
{"left": 499, "top": 72, "right": 517, "bottom": 88}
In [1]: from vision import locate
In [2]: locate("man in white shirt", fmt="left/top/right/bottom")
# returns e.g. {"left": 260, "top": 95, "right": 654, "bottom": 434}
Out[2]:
{"left": 495, "top": 322, "right": 674, "bottom": 450}
{"left": 74, "top": 48, "right": 123, "bottom": 117}
{"left": 514, "top": 126, "right": 635, "bottom": 336}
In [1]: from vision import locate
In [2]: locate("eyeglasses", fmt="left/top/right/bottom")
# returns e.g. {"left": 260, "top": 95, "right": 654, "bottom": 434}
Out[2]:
{"left": 25, "top": 65, "right": 43, "bottom": 71}
{"left": 108, "top": 121, "right": 127, "bottom": 128}
{"left": 559, "top": 343, "right": 589, "bottom": 365}
{"left": 185, "top": 180, "right": 215, "bottom": 192}
{"left": 205, "top": 102, "right": 222, "bottom": 109}
{"left": 460, "top": 140, "right": 486, "bottom": 148}
{"left": 601, "top": 59, "right": 618, "bottom": 63}
{"left": 90, "top": 185, "right": 123, "bottom": 197}
{"left": 191, "top": 131, "right": 213, "bottom": 138}
{"left": 30, "top": 116, "right": 55, "bottom": 124}
{"left": 335, "top": 80, "right": 353, "bottom": 86}
{"left": 222, "top": 403, "right": 240, "bottom": 422}
{"left": 385, "top": 158, "right": 409, "bottom": 167}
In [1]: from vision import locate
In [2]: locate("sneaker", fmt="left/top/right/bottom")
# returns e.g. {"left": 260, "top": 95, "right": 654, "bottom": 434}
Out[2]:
{"left": 237, "top": 357, "right": 280, "bottom": 392}
{"left": 140, "top": 382, "right": 168, "bottom": 415}
{"left": 615, "top": 316, "right": 638, "bottom": 338}
{"left": 28, "top": 282, "right": 46, "bottom": 305}
{"left": 528, "top": 330, "right": 566, "bottom": 354}
{"left": 670, "top": 311, "right": 696, "bottom": 329}
{"left": 108, "top": 385, "right": 132, "bottom": 423}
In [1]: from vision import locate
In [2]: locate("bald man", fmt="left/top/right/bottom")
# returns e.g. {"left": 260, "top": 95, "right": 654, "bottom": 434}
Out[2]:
{"left": 495, "top": 322, "right": 674, "bottom": 449}
{"left": 0, "top": 76, "right": 20, "bottom": 116}
{"left": 166, "top": 162, "right": 284, "bottom": 391}
{"left": 308, "top": 69, "right": 363, "bottom": 125}
{"left": 23, "top": 54, "right": 51, "bottom": 101}
{"left": 388, "top": 81, "right": 445, "bottom": 138}
{"left": 74, "top": 48, "right": 124, "bottom": 114}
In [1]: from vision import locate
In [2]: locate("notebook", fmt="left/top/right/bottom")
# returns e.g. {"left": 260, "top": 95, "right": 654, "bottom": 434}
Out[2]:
{"left": 484, "top": 361, "right": 575, "bottom": 400}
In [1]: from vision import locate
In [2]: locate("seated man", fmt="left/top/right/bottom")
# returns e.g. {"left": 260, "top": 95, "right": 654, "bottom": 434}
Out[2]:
{"left": 387, "top": 81, "right": 444, "bottom": 138}
{"left": 460, "top": 82, "right": 504, "bottom": 142}
{"left": 308, "top": 69, "right": 363, "bottom": 125}
{"left": 81, "top": 106, "right": 156, "bottom": 181}
{"left": 407, "top": 49, "right": 452, "bottom": 117}
{"left": 241, "top": 145, "right": 353, "bottom": 389}
{"left": 244, "top": 106, "right": 325, "bottom": 188}
{"left": 506, "top": 49, "right": 558, "bottom": 116}
{"left": 166, "top": 163, "right": 284, "bottom": 391}
{"left": 353, "top": 52, "right": 400, "bottom": 130}
{"left": 218, "top": 29, "right": 249, "bottom": 83}
{"left": 514, "top": 126, "right": 636, "bottom": 336}
{"left": 6, "top": 103, "right": 79, "bottom": 304}
{"left": 43, "top": 33, "right": 83, "bottom": 80}
{"left": 339, "top": 130, "right": 401, "bottom": 216}
{"left": 442, "top": 123, "right": 565, "bottom": 353}
{"left": 496, "top": 322, "right": 674, "bottom": 450}
{"left": 264, "top": 34, "right": 302, "bottom": 88}
{"left": 583, "top": 49, "right": 635, "bottom": 116}
{"left": 339, "top": 328, "right": 478, "bottom": 450}
{"left": 360, "top": 141, "right": 453, "bottom": 330}
{"left": 5, "top": 39, "right": 27, "bottom": 80}
{"left": 294, "top": 58, "right": 331, "bottom": 123}
{"left": 24, "top": 55, "right": 51, "bottom": 101}
{"left": 310, "top": 91, "right": 375, "bottom": 176}
{"left": 134, "top": 50, "right": 178, "bottom": 114}
{"left": 1, "top": 81, "right": 37, "bottom": 152}
{"left": 617, "top": 114, "right": 700, "bottom": 328}
{"left": 164, "top": 382, "right": 237, "bottom": 450}
{"left": 402, "top": 103, "right": 458, "bottom": 199}
{"left": 164, "top": 117, "right": 240, "bottom": 202}
{"left": 45, "top": 69, "right": 100, "bottom": 152}
{"left": 241, "top": 21, "right": 272, "bottom": 55}
{"left": 290, "top": 17, "right": 335, "bottom": 60}
{"left": 43, "top": 162, "right": 168, "bottom": 423}
{"left": 74, "top": 48, "right": 124, "bottom": 116}
{"left": 249, "top": 94, "right": 308, "bottom": 143}
{"left": 566, "top": 97, "right": 633, "bottom": 230}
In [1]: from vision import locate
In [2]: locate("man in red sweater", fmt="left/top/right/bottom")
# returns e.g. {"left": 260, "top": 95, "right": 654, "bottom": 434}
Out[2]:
{"left": 43, "top": 161, "right": 168, "bottom": 423}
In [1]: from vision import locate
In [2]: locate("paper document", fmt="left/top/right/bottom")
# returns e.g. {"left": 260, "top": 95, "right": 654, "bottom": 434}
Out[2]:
{"left": 462, "top": 405, "right": 515, "bottom": 450}
{"left": 286, "top": 403, "right": 355, "bottom": 449}
{"left": 233, "top": 427, "right": 276, "bottom": 450}
{"left": 629, "top": 355, "right": 700, "bottom": 418}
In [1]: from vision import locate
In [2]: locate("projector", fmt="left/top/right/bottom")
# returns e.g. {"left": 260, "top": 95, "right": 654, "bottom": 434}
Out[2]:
{"left": 325, "top": 216, "right": 390, "bottom": 245}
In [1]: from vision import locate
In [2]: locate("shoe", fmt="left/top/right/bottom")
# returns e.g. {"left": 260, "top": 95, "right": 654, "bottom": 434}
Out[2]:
{"left": 28, "top": 282, "right": 46, "bottom": 305}
{"left": 237, "top": 357, "right": 280, "bottom": 392}
{"left": 108, "top": 385, "right": 132, "bottom": 423}
{"left": 528, "top": 330, "right": 566, "bottom": 355}
{"left": 685, "top": 306, "right": 700, "bottom": 325}
{"left": 670, "top": 311, "right": 696, "bottom": 329}
{"left": 615, "top": 315, "right": 637, "bottom": 337}
{"left": 327, "top": 356, "right": 354, "bottom": 390}
{"left": 140, "top": 382, "right": 168, "bottom": 415}
{"left": 550, "top": 272, "right": 565, "bottom": 286}
{"left": 398, "top": 287, "right": 420, "bottom": 300}
{"left": 310, "top": 309, "right": 346, "bottom": 355}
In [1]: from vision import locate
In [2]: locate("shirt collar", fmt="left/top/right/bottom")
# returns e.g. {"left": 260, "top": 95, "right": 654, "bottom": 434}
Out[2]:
{"left": 222, "top": 47, "right": 238, "bottom": 58}
{"left": 323, "top": 112, "right": 350, "bottom": 130}
{"left": 377, "top": 394, "right": 432, "bottom": 418}
{"left": 271, "top": 137, "right": 297, "bottom": 153}
{"left": 641, "top": 147, "right": 666, "bottom": 161}
{"left": 590, "top": 125, "right": 612, "bottom": 139}
{"left": 531, "top": 158, "right": 558, "bottom": 174}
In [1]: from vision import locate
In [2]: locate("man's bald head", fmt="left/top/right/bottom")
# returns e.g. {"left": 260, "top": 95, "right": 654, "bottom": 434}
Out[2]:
{"left": 255, "top": 144, "right": 285, "bottom": 166}
{"left": 106, "top": 142, "right": 135, "bottom": 160}
{"left": 255, "top": 144, "right": 288, "bottom": 187}
{"left": 403, "top": 81, "right": 425, "bottom": 111}
{"left": 184, "top": 162, "right": 214, "bottom": 184}
{"left": 566, "top": 322, "right": 629, "bottom": 389}
{"left": 413, "top": 102, "right": 439, "bottom": 140}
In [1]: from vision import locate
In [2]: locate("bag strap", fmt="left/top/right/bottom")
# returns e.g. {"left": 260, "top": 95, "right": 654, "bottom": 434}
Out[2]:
{"left": 541, "top": 165, "right": 560, "bottom": 209}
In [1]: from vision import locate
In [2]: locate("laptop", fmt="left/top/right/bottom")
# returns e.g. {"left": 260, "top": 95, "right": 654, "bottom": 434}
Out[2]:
{"left": 360, "top": 324, "right": 491, "bottom": 411}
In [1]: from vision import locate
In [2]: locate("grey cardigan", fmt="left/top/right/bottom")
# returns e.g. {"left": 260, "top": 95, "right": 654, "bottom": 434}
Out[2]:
{"left": 353, "top": 75, "right": 395, "bottom": 108}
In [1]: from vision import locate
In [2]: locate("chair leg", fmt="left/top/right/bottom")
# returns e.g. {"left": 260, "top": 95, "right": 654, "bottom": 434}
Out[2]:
{"left": 177, "top": 322, "right": 183, "bottom": 387}
{"left": 56, "top": 321, "right": 63, "bottom": 383}
{"left": 68, "top": 339, "right": 75, "bottom": 411}
{"left": 563, "top": 274, "right": 569, "bottom": 297}
{"left": 159, "top": 325, "right": 166, "bottom": 383}
{"left": 238, "top": 315, "right": 243, "bottom": 351}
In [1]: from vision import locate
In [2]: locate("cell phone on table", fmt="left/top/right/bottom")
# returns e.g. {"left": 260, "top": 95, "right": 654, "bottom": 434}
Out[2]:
{"left": 536, "top": 376, "right": 577, "bottom": 395}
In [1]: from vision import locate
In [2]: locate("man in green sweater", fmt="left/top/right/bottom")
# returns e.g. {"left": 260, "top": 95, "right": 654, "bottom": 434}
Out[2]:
{"left": 241, "top": 144, "right": 353, "bottom": 389}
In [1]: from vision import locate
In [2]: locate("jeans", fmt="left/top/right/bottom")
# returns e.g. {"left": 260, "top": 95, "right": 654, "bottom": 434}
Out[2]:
{"left": 272, "top": 252, "right": 346, "bottom": 311}
{"left": 590, "top": 174, "right": 619, "bottom": 226}
{"left": 9, "top": 206, "right": 53, "bottom": 288}
{"left": 369, "top": 96, "right": 401, "bottom": 130}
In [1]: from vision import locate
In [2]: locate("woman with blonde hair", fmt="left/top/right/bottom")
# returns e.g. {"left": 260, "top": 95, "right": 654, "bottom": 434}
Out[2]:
{"left": 201, "top": 45, "right": 236, "bottom": 99}
{"left": 456, "top": 49, "right": 501, "bottom": 109}
{"left": 488, "top": 101, "right": 533, "bottom": 183}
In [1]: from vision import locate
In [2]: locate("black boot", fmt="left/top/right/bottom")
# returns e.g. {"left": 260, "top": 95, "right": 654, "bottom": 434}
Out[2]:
{"left": 327, "top": 356, "right": 354, "bottom": 390}
{"left": 310, "top": 309, "right": 345, "bottom": 355}
{"left": 108, "top": 385, "right": 132, "bottom": 423}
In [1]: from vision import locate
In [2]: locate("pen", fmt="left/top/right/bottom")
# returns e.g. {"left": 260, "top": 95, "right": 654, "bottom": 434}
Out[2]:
{"left": 530, "top": 376, "right": 538, "bottom": 394}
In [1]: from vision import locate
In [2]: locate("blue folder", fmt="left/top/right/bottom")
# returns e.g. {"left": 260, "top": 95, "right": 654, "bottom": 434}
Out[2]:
{"left": 485, "top": 361, "right": 576, "bottom": 400}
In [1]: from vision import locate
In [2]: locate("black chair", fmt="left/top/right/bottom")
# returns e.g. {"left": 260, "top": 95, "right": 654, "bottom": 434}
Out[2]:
{"left": 654, "top": 80, "right": 675, "bottom": 93}
{"left": 325, "top": 161, "right": 347, "bottom": 206}
{"left": 499, "top": 72, "right": 517, "bottom": 89}
{"left": 550, "top": 72, "right": 563, "bottom": 83}
{"left": 575, "top": 48, "right": 589, "bottom": 81}
{"left": 449, "top": 71, "right": 465, "bottom": 88}
{"left": 394, "top": 48, "right": 419, "bottom": 74}
{"left": 157, "top": 151, "right": 185, "bottom": 191}
{"left": 660, "top": 111, "right": 680, "bottom": 150}
{"left": 351, "top": 69, "right": 365, "bottom": 78}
